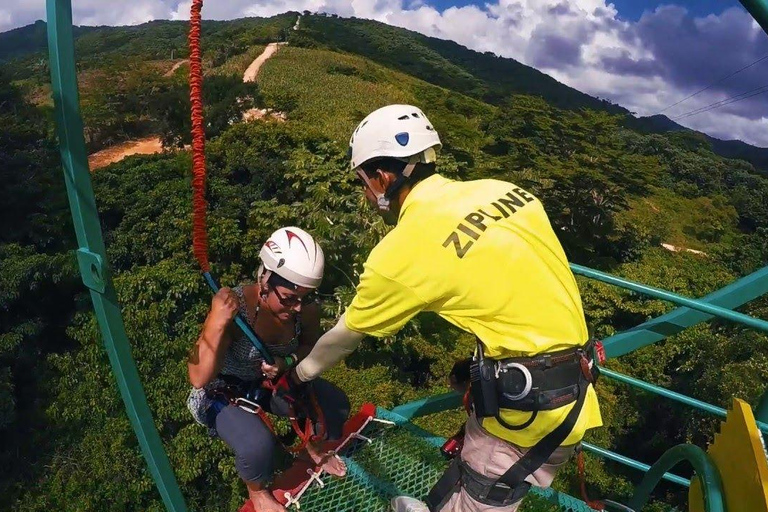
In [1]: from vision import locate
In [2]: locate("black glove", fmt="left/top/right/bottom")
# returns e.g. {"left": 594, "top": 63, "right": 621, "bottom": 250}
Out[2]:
{"left": 449, "top": 357, "right": 472, "bottom": 390}
{"left": 272, "top": 368, "right": 307, "bottom": 405}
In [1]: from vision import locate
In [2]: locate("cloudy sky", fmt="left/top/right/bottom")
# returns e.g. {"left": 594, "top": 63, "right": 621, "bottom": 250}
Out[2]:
{"left": 3, "top": 0, "right": 768, "bottom": 147}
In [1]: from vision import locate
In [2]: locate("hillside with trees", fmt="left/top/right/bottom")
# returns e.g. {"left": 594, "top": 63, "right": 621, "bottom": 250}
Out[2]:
{"left": 1, "top": 11, "right": 767, "bottom": 512}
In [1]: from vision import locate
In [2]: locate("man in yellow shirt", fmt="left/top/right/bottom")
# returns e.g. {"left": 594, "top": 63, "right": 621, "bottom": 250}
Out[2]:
{"left": 275, "top": 104, "right": 602, "bottom": 511}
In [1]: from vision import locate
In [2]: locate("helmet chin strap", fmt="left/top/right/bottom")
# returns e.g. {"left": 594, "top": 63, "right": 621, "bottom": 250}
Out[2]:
{"left": 356, "top": 155, "right": 419, "bottom": 212}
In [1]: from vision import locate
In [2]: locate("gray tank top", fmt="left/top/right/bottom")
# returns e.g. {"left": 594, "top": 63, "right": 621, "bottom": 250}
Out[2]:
{"left": 187, "top": 285, "right": 301, "bottom": 427}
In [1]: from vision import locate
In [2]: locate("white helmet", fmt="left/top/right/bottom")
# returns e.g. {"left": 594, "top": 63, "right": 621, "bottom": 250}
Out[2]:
{"left": 349, "top": 104, "right": 442, "bottom": 172}
{"left": 259, "top": 227, "right": 324, "bottom": 289}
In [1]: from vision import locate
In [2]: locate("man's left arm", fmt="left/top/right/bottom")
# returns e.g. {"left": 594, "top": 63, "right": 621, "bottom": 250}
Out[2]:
{"left": 293, "top": 266, "right": 429, "bottom": 383}
{"left": 295, "top": 313, "right": 364, "bottom": 382}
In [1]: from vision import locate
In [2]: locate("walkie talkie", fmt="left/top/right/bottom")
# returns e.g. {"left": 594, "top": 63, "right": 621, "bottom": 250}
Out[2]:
{"left": 469, "top": 341, "right": 499, "bottom": 419}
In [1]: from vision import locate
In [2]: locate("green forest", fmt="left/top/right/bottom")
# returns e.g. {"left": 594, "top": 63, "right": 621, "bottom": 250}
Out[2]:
{"left": 1, "top": 11, "right": 768, "bottom": 512}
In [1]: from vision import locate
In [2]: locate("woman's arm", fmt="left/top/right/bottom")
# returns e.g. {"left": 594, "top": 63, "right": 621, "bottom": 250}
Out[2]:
{"left": 187, "top": 287, "right": 239, "bottom": 388}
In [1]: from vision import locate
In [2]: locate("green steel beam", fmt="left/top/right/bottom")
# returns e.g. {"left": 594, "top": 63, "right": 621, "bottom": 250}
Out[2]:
{"left": 45, "top": 1, "right": 188, "bottom": 511}
{"left": 581, "top": 442, "right": 690, "bottom": 487}
{"left": 599, "top": 266, "right": 768, "bottom": 358}
{"left": 571, "top": 264, "right": 768, "bottom": 334}
{"left": 627, "top": 445, "right": 724, "bottom": 512}
{"left": 601, "top": 367, "right": 768, "bottom": 434}
{"left": 740, "top": 0, "right": 768, "bottom": 35}
{"left": 389, "top": 392, "right": 462, "bottom": 420}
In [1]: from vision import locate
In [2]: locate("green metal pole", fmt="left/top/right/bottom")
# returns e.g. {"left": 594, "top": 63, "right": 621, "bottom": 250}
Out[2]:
{"left": 390, "top": 392, "right": 463, "bottom": 420}
{"left": 740, "top": 0, "right": 768, "bottom": 35}
{"left": 600, "top": 367, "right": 768, "bottom": 434}
{"left": 571, "top": 264, "right": 768, "bottom": 334}
{"left": 602, "top": 266, "right": 768, "bottom": 358}
{"left": 627, "top": 445, "right": 724, "bottom": 512}
{"left": 755, "top": 392, "right": 768, "bottom": 433}
{"left": 45, "top": 1, "right": 188, "bottom": 510}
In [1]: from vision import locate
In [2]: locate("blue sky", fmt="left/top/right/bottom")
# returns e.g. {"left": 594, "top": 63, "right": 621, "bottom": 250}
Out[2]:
{"left": 2, "top": 0, "right": 767, "bottom": 146}
{"left": 609, "top": 0, "right": 736, "bottom": 19}
{"left": 424, "top": 0, "right": 738, "bottom": 20}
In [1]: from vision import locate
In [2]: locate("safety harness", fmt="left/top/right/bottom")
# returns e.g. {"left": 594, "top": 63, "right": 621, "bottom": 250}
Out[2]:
{"left": 426, "top": 340, "right": 602, "bottom": 510}
{"left": 206, "top": 374, "right": 327, "bottom": 454}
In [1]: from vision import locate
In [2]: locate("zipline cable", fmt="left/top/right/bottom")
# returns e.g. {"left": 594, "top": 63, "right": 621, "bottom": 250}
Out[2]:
{"left": 656, "top": 54, "right": 768, "bottom": 115}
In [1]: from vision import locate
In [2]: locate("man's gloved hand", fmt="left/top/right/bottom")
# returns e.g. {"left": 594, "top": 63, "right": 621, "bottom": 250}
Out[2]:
{"left": 272, "top": 367, "right": 307, "bottom": 405}
{"left": 449, "top": 356, "right": 472, "bottom": 393}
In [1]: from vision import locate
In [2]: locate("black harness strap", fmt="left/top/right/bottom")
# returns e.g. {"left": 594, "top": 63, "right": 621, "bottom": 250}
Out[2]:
{"left": 426, "top": 343, "right": 598, "bottom": 511}
{"left": 425, "top": 458, "right": 462, "bottom": 512}
{"left": 485, "top": 377, "right": 588, "bottom": 503}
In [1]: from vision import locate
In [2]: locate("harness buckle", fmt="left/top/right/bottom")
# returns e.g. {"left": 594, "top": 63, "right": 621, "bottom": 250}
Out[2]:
{"left": 496, "top": 361, "right": 533, "bottom": 401}
{"left": 234, "top": 396, "right": 263, "bottom": 414}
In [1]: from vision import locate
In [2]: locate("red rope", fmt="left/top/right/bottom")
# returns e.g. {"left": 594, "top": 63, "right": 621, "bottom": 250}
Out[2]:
{"left": 188, "top": 0, "right": 210, "bottom": 273}
{"left": 187, "top": 0, "right": 327, "bottom": 457}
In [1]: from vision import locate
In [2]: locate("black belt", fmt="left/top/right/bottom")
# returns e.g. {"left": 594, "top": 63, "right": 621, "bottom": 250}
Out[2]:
{"left": 207, "top": 374, "right": 268, "bottom": 404}
{"left": 486, "top": 372, "right": 588, "bottom": 503}
{"left": 460, "top": 458, "right": 531, "bottom": 507}
{"left": 496, "top": 340, "right": 597, "bottom": 412}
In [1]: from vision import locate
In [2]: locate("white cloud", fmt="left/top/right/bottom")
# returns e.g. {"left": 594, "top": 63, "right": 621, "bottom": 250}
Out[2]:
{"left": 2, "top": 0, "right": 767, "bottom": 147}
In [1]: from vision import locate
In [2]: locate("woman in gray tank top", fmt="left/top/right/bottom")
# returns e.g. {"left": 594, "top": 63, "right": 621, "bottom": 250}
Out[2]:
{"left": 186, "top": 228, "right": 350, "bottom": 512}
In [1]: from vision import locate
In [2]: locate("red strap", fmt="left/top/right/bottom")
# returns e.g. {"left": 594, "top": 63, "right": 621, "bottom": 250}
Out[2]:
{"left": 578, "top": 450, "right": 606, "bottom": 511}
{"left": 595, "top": 340, "right": 607, "bottom": 364}
{"left": 254, "top": 379, "right": 328, "bottom": 453}
{"left": 462, "top": 388, "right": 472, "bottom": 415}
{"left": 284, "top": 388, "right": 327, "bottom": 453}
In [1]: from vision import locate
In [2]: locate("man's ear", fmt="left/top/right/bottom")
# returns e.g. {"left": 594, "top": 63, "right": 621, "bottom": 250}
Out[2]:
{"left": 374, "top": 168, "right": 395, "bottom": 189}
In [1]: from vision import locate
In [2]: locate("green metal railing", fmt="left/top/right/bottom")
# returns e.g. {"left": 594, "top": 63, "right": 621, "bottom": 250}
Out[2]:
{"left": 44, "top": 0, "right": 768, "bottom": 510}
{"left": 45, "top": 1, "right": 187, "bottom": 511}
{"left": 600, "top": 367, "right": 768, "bottom": 434}
{"left": 571, "top": 264, "right": 768, "bottom": 335}
{"left": 599, "top": 266, "right": 768, "bottom": 358}
{"left": 581, "top": 442, "right": 690, "bottom": 487}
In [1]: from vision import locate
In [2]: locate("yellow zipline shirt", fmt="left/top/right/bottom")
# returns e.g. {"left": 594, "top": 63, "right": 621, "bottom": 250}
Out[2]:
{"left": 345, "top": 174, "right": 602, "bottom": 447}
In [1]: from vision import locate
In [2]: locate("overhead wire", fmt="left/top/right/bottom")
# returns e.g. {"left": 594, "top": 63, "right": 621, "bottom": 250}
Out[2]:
{"left": 655, "top": 53, "right": 768, "bottom": 115}
{"left": 672, "top": 82, "right": 768, "bottom": 120}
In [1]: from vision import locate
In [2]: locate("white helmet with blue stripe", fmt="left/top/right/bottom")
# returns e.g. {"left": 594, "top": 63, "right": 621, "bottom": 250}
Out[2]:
{"left": 349, "top": 104, "right": 442, "bottom": 172}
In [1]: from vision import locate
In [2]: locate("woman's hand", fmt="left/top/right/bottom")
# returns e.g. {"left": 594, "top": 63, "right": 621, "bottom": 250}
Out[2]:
{"left": 209, "top": 287, "right": 239, "bottom": 329}
{"left": 261, "top": 357, "right": 287, "bottom": 380}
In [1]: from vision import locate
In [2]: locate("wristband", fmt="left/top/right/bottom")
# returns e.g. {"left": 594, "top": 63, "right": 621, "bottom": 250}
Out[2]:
{"left": 284, "top": 354, "right": 296, "bottom": 367}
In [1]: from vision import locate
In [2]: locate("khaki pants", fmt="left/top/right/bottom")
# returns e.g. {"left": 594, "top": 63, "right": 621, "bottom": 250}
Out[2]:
{"left": 439, "top": 414, "right": 575, "bottom": 512}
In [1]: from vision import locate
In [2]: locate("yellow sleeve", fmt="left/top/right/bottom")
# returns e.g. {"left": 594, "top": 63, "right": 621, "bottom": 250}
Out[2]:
{"left": 344, "top": 267, "right": 428, "bottom": 338}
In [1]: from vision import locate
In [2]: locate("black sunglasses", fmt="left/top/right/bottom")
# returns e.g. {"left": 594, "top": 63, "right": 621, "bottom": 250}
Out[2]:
{"left": 272, "top": 287, "right": 316, "bottom": 307}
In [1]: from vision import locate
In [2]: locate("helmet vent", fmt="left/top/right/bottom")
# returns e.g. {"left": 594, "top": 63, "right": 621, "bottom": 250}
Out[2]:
{"left": 412, "top": 112, "right": 420, "bottom": 118}
{"left": 397, "top": 114, "right": 410, "bottom": 120}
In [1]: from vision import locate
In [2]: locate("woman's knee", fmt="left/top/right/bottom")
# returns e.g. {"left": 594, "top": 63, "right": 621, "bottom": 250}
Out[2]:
{"left": 215, "top": 405, "right": 277, "bottom": 483}
{"left": 235, "top": 436, "right": 275, "bottom": 483}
